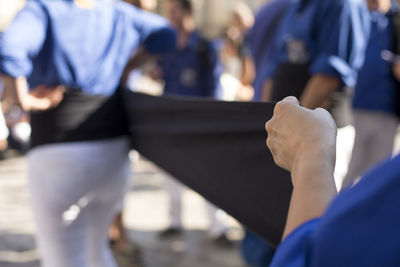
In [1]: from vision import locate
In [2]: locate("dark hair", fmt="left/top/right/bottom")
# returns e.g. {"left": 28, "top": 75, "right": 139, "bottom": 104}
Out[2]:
{"left": 171, "top": 0, "right": 192, "bottom": 12}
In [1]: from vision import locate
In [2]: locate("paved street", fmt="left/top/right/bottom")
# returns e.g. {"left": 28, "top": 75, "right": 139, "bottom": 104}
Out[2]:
{"left": 0, "top": 153, "right": 246, "bottom": 267}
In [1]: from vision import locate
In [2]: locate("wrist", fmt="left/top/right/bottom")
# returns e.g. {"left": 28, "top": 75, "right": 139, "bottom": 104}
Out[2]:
{"left": 291, "top": 142, "right": 336, "bottom": 186}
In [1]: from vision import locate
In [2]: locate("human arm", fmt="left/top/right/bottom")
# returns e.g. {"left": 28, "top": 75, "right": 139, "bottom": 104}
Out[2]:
{"left": 300, "top": 74, "right": 341, "bottom": 109}
{"left": 236, "top": 55, "right": 255, "bottom": 101}
{"left": 261, "top": 79, "right": 273, "bottom": 102}
{"left": 130, "top": 6, "right": 176, "bottom": 54}
{"left": 393, "top": 60, "right": 400, "bottom": 81}
{"left": 265, "top": 96, "right": 337, "bottom": 239}
{"left": 0, "top": 3, "right": 64, "bottom": 111}
{"left": 306, "top": 0, "right": 369, "bottom": 103}
{"left": 1, "top": 75, "right": 64, "bottom": 112}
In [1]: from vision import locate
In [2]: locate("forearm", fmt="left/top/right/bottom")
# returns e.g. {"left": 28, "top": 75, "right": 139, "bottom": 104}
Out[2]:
{"left": 1, "top": 75, "right": 62, "bottom": 112}
{"left": 300, "top": 74, "right": 340, "bottom": 109}
{"left": 261, "top": 79, "right": 273, "bottom": 102}
{"left": 1, "top": 75, "right": 29, "bottom": 110}
{"left": 283, "top": 146, "right": 337, "bottom": 239}
{"left": 240, "top": 57, "right": 255, "bottom": 86}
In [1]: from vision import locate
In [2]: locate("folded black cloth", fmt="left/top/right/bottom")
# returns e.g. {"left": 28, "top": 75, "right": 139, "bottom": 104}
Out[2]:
{"left": 123, "top": 91, "right": 292, "bottom": 247}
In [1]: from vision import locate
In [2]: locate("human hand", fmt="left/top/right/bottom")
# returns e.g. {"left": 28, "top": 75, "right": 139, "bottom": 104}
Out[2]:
{"left": 27, "top": 85, "right": 65, "bottom": 112}
{"left": 265, "top": 97, "right": 336, "bottom": 184}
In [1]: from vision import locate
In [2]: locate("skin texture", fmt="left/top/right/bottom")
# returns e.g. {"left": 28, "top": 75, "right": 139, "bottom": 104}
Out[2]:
{"left": 1, "top": 75, "right": 64, "bottom": 112}
{"left": 300, "top": 74, "right": 340, "bottom": 109}
{"left": 265, "top": 96, "right": 338, "bottom": 239}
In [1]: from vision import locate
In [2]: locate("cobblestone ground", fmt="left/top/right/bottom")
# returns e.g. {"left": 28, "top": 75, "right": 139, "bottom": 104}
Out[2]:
{"left": 0, "top": 153, "right": 246, "bottom": 267}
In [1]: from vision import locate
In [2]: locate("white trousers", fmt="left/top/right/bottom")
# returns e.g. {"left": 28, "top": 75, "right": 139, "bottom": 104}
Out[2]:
{"left": 342, "top": 110, "right": 399, "bottom": 188}
{"left": 28, "top": 137, "right": 130, "bottom": 267}
{"left": 0, "top": 103, "right": 8, "bottom": 140}
{"left": 164, "top": 174, "right": 227, "bottom": 237}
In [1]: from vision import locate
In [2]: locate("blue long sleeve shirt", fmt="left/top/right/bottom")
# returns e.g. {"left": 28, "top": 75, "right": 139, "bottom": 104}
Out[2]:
{"left": 0, "top": 0, "right": 176, "bottom": 96}
{"left": 266, "top": 0, "right": 370, "bottom": 88}
{"left": 353, "top": 10, "right": 399, "bottom": 113}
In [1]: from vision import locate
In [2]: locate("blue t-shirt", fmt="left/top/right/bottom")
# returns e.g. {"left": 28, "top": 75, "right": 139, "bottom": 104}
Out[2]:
{"left": 246, "top": 0, "right": 291, "bottom": 101}
{"left": 271, "top": 154, "right": 400, "bottom": 267}
{"left": 160, "top": 31, "right": 219, "bottom": 98}
{"left": 353, "top": 10, "right": 399, "bottom": 113}
{"left": 0, "top": 0, "right": 176, "bottom": 96}
{"left": 267, "top": 0, "right": 370, "bottom": 88}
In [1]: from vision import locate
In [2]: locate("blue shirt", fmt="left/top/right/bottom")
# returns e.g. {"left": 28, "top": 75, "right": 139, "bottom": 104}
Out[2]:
{"left": 0, "top": 0, "right": 176, "bottom": 96}
{"left": 267, "top": 0, "right": 370, "bottom": 87}
{"left": 353, "top": 11, "right": 399, "bottom": 113}
{"left": 160, "top": 32, "right": 219, "bottom": 98}
{"left": 271, "top": 153, "right": 400, "bottom": 267}
{"left": 246, "top": 0, "right": 291, "bottom": 101}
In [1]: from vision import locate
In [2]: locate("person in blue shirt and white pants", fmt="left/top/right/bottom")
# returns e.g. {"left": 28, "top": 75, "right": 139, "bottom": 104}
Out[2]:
{"left": 0, "top": 1, "right": 176, "bottom": 266}
{"left": 343, "top": 0, "right": 399, "bottom": 188}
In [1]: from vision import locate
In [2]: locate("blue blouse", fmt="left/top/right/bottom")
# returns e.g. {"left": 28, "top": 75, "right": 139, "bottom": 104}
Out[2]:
{"left": 267, "top": 0, "right": 370, "bottom": 87}
{"left": 271, "top": 154, "right": 400, "bottom": 266}
{"left": 0, "top": 0, "right": 176, "bottom": 96}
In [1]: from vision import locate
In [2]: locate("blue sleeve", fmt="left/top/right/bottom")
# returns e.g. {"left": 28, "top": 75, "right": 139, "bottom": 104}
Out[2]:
{"left": 130, "top": 6, "right": 176, "bottom": 54}
{"left": 270, "top": 219, "right": 321, "bottom": 267}
{"left": 310, "top": 0, "right": 370, "bottom": 87}
{"left": 0, "top": 3, "right": 47, "bottom": 77}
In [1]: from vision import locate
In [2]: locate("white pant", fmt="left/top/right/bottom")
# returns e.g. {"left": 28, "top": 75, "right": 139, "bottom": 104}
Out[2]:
{"left": 342, "top": 110, "right": 399, "bottom": 188}
{"left": 0, "top": 104, "right": 8, "bottom": 140}
{"left": 28, "top": 137, "right": 130, "bottom": 267}
{"left": 164, "top": 174, "right": 227, "bottom": 237}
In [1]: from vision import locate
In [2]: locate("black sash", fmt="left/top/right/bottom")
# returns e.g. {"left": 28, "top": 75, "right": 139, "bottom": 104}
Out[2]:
{"left": 123, "top": 91, "right": 292, "bottom": 247}
{"left": 271, "top": 63, "right": 311, "bottom": 102}
{"left": 30, "top": 88, "right": 292, "bottom": 247}
{"left": 30, "top": 88, "right": 129, "bottom": 149}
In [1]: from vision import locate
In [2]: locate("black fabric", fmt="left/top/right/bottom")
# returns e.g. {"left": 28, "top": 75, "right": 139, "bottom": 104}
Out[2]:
{"left": 30, "top": 87, "right": 293, "bottom": 246}
{"left": 391, "top": 9, "right": 400, "bottom": 118}
{"left": 30, "top": 88, "right": 129, "bottom": 149}
{"left": 123, "top": 91, "right": 293, "bottom": 247}
{"left": 271, "top": 63, "right": 311, "bottom": 102}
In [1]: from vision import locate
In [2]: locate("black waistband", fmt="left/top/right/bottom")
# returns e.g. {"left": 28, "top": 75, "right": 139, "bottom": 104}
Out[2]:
{"left": 271, "top": 63, "right": 311, "bottom": 102}
{"left": 30, "top": 88, "right": 129, "bottom": 149}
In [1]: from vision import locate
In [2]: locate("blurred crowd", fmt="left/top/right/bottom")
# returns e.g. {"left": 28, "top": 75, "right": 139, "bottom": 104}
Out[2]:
{"left": 1, "top": 0, "right": 400, "bottom": 267}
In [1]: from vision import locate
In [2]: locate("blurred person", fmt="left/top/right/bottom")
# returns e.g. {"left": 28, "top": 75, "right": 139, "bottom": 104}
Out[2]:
{"left": 240, "top": 1, "right": 291, "bottom": 266}
{"left": 154, "top": 0, "right": 232, "bottom": 246}
{"left": 260, "top": 0, "right": 370, "bottom": 193}
{"left": 223, "top": 2, "right": 255, "bottom": 101}
{"left": 246, "top": 0, "right": 291, "bottom": 102}
{"left": 266, "top": 96, "right": 400, "bottom": 267}
{"left": 0, "top": 1, "right": 175, "bottom": 267}
{"left": 108, "top": 1, "right": 160, "bottom": 264}
{"left": 261, "top": 0, "right": 369, "bottom": 111}
{"left": 342, "top": 0, "right": 400, "bottom": 188}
